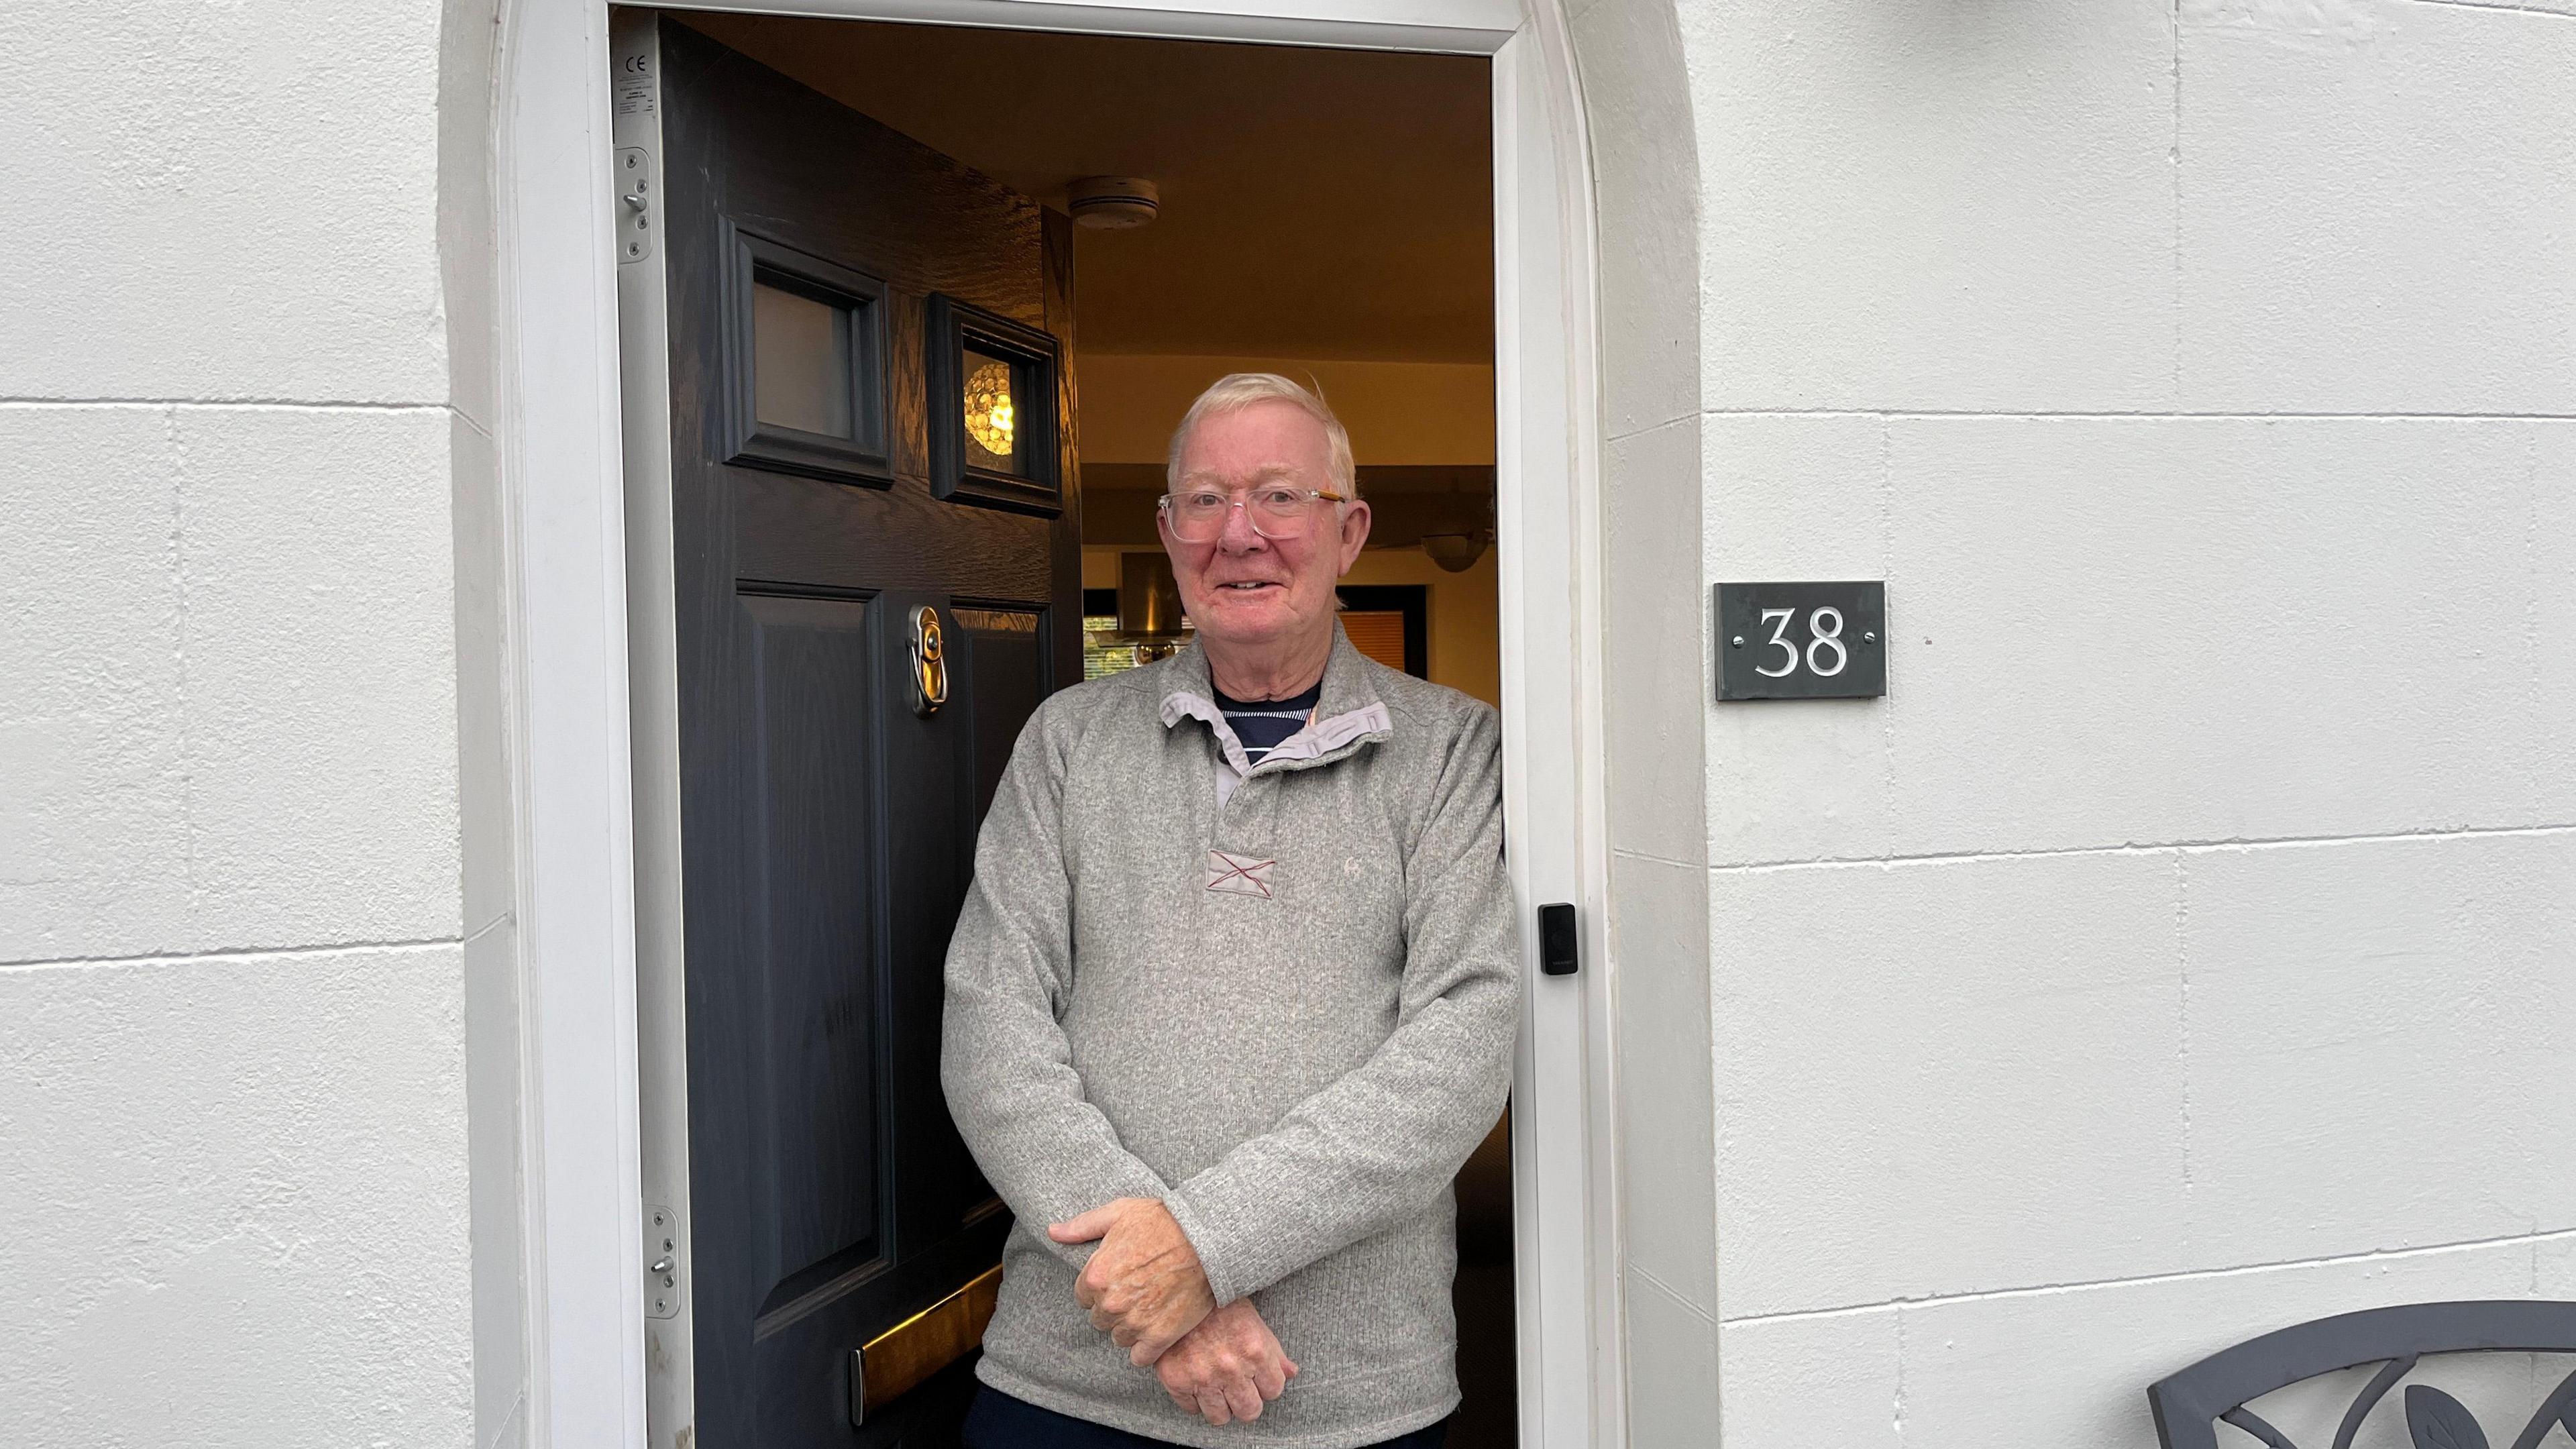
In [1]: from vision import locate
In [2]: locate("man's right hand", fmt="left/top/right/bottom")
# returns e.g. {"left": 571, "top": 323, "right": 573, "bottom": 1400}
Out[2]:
{"left": 1153, "top": 1297, "right": 1298, "bottom": 1426}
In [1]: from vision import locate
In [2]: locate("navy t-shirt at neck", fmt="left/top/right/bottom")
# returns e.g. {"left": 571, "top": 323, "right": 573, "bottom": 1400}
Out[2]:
{"left": 1212, "top": 681, "right": 1323, "bottom": 766}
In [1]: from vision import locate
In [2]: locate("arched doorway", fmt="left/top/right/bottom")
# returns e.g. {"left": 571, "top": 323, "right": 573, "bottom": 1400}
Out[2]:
{"left": 473, "top": 0, "right": 1707, "bottom": 1442}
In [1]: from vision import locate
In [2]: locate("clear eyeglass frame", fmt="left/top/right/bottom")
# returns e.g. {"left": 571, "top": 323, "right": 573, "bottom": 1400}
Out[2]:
{"left": 1158, "top": 485, "right": 1350, "bottom": 543}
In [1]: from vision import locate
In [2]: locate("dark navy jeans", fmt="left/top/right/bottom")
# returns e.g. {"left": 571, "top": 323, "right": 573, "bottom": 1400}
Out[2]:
{"left": 961, "top": 1387, "right": 1449, "bottom": 1449}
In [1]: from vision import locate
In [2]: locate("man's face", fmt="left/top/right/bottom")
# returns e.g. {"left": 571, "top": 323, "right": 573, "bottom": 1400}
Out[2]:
{"left": 1161, "top": 400, "right": 1371, "bottom": 657}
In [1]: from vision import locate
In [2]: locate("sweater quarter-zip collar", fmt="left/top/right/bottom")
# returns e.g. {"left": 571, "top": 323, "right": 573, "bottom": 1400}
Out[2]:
{"left": 1157, "top": 628, "right": 1396, "bottom": 798}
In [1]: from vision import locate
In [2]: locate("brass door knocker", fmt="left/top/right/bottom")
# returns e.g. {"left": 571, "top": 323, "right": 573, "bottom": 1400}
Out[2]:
{"left": 908, "top": 604, "right": 949, "bottom": 718}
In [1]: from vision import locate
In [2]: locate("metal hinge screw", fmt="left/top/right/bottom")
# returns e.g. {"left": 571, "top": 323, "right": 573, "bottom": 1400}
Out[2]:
{"left": 645, "top": 1206, "right": 682, "bottom": 1319}
{"left": 616, "top": 146, "right": 653, "bottom": 264}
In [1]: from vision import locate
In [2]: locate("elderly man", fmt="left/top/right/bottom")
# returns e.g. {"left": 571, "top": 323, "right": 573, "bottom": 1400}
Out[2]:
{"left": 940, "top": 373, "right": 1521, "bottom": 1449}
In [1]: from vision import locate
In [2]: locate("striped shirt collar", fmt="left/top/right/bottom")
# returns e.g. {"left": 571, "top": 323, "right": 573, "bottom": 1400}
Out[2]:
{"left": 1158, "top": 627, "right": 1395, "bottom": 776}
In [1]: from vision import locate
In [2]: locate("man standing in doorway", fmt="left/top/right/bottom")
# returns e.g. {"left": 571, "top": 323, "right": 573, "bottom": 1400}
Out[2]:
{"left": 942, "top": 374, "right": 1521, "bottom": 1448}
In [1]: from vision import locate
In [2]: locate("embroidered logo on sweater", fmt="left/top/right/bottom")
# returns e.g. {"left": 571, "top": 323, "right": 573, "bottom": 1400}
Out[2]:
{"left": 1204, "top": 849, "right": 1277, "bottom": 899}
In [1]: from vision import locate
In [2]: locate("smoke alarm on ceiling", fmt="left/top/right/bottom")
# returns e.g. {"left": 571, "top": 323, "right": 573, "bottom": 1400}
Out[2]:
{"left": 1067, "top": 176, "right": 1161, "bottom": 230}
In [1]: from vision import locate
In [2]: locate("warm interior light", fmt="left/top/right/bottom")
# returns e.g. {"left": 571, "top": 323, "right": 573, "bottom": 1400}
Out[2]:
{"left": 964, "top": 359, "right": 1016, "bottom": 458}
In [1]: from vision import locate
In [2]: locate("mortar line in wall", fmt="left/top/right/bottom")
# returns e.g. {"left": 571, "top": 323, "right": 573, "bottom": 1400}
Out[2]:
{"left": 2388, "top": 0, "right": 2576, "bottom": 19}
{"left": 0, "top": 397, "right": 455, "bottom": 414}
{"left": 0, "top": 936, "right": 466, "bottom": 973}
{"left": 1698, "top": 409, "right": 2576, "bottom": 421}
{"left": 1710, "top": 820, "right": 2576, "bottom": 875}
{"left": 1723, "top": 1226, "right": 2576, "bottom": 1326}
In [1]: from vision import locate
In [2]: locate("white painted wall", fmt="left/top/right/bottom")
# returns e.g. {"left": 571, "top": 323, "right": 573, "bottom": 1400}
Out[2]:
{"left": 0, "top": 0, "right": 492, "bottom": 1444}
{"left": 1675, "top": 1, "right": 2576, "bottom": 1445}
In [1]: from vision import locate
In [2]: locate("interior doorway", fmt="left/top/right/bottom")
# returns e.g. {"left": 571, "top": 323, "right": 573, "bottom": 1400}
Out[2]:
{"left": 614, "top": 9, "right": 1517, "bottom": 1446}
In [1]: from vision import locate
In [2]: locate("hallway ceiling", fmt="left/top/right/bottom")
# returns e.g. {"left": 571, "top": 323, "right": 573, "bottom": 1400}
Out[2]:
{"left": 676, "top": 13, "right": 1495, "bottom": 364}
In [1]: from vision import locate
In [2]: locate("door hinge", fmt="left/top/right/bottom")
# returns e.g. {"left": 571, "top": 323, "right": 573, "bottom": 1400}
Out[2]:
{"left": 645, "top": 1203, "right": 683, "bottom": 1320}
{"left": 1539, "top": 902, "right": 1578, "bottom": 976}
{"left": 616, "top": 146, "right": 654, "bottom": 264}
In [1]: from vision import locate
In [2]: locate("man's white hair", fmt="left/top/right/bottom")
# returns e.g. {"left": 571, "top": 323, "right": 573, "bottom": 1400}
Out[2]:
{"left": 1165, "top": 372, "right": 1358, "bottom": 499}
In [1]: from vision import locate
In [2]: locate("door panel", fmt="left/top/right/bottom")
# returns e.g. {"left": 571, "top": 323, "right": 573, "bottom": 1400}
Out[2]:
{"left": 949, "top": 606, "right": 1053, "bottom": 825}
{"left": 741, "top": 590, "right": 884, "bottom": 1304}
{"left": 734, "top": 472, "right": 1061, "bottom": 598}
{"left": 653, "top": 17, "right": 1080, "bottom": 1446}
{"left": 873, "top": 588, "right": 1008, "bottom": 1264}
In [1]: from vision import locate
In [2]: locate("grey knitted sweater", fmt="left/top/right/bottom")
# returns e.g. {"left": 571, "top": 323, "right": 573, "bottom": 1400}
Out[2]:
{"left": 940, "top": 630, "right": 1521, "bottom": 1448}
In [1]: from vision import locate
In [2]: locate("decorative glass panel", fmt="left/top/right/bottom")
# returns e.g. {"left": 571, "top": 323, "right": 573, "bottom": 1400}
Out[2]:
{"left": 924, "top": 292, "right": 1060, "bottom": 515}
{"left": 753, "top": 280, "right": 853, "bottom": 439}
{"left": 960, "top": 347, "right": 1026, "bottom": 476}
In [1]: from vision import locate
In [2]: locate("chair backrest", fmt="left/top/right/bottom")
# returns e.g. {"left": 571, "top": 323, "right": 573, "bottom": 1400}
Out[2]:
{"left": 2147, "top": 1301, "right": 2576, "bottom": 1449}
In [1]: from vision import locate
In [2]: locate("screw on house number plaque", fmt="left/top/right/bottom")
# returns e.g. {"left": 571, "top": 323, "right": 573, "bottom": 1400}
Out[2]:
{"left": 1713, "top": 581, "right": 1886, "bottom": 701}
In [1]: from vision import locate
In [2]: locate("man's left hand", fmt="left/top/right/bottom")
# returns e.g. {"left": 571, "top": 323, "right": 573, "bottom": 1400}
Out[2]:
{"left": 1157, "top": 1298, "right": 1297, "bottom": 1425}
{"left": 1049, "top": 1197, "right": 1216, "bottom": 1365}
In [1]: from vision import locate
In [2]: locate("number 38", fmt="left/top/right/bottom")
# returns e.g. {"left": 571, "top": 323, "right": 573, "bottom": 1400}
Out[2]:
{"left": 1756, "top": 606, "right": 1848, "bottom": 679}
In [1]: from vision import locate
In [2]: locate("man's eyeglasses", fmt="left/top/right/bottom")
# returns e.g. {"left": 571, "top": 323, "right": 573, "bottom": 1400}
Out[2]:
{"left": 1159, "top": 485, "right": 1350, "bottom": 543}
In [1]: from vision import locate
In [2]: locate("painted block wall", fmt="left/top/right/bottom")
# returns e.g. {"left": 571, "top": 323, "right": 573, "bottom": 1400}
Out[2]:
{"left": 0, "top": 0, "right": 490, "bottom": 1445}
{"left": 1675, "top": 1, "right": 2576, "bottom": 1445}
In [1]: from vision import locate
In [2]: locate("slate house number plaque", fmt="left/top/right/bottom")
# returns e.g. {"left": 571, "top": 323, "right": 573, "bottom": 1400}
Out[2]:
{"left": 1715, "top": 581, "right": 1886, "bottom": 701}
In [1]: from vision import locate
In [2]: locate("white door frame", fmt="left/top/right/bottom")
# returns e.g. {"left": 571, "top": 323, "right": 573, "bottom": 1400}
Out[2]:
{"left": 491, "top": 2, "right": 1619, "bottom": 1444}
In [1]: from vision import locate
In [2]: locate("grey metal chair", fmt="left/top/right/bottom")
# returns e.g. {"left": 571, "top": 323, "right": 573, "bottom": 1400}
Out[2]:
{"left": 2148, "top": 1301, "right": 2576, "bottom": 1449}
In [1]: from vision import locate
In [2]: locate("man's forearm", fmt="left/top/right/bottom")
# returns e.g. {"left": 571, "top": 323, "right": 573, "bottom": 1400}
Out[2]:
{"left": 938, "top": 711, "right": 1181, "bottom": 1269}
{"left": 1165, "top": 976, "right": 1515, "bottom": 1303}
{"left": 1165, "top": 720, "right": 1523, "bottom": 1304}
{"left": 941, "top": 971, "right": 1174, "bottom": 1267}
